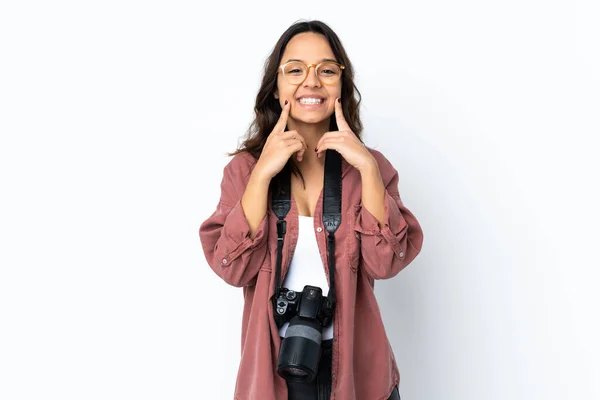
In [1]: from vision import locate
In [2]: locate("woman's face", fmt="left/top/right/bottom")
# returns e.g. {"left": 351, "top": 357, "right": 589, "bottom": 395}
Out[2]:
{"left": 275, "top": 32, "right": 342, "bottom": 126}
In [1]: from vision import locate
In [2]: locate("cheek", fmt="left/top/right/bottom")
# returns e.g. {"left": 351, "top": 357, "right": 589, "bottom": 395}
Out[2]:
{"left": 330, "top": 98, "right": 338, "bottom": 112}
{"left": 329, "top": 88, "right": 341, "bottom": 104}
{"left": 276, "top": 78, "right": 289, "bottom": 96}
{"left": 277, "top": 86, "right": 296, "bottom": 102}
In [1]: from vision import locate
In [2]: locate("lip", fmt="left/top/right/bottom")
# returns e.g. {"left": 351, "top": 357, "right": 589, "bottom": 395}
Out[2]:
{"left": 296, "top": 97, "right": 327, "bottom": 109}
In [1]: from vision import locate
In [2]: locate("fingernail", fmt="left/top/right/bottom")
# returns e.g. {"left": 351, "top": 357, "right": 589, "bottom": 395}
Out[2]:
{"left": 285, "top": 100, "right": 288, "bottom": 105}
{"left": 337, "top": 98, "right": 341, "bottom": 103}
{"left": 314, "top": 147, "right": 318, "bottom": 152}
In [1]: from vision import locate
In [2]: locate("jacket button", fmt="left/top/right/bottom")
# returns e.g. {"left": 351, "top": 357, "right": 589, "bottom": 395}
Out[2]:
{"left": 316, "top": 227, "right": 323, "bottom": 232}
{"left": 222, "top": 258, "right": 228, "bottom": 264}
{"left": 399, "top": 252, "right": 404, "bottom": 257}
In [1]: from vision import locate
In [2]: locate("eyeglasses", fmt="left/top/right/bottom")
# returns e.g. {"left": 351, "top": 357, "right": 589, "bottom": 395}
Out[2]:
{"left": 278, "top": 60, "right": 345, "bottom": 86}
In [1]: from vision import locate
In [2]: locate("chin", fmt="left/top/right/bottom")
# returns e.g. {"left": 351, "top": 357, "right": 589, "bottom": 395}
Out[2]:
{"left": 291, "top": 111, "right": 333, "bottom": 125}
{"left": 297, "top": 116, "right": 325, "bottom": 124}
{"left": 296, "top": 119, "right": 329, "bottom": 127}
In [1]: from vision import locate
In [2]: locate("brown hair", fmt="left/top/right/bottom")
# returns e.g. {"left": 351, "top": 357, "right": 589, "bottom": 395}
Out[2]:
{"left": 226, "top": 19, "right": 364, "bottom": 187}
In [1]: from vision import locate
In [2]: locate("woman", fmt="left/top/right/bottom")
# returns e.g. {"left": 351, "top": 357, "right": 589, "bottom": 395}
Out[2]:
{"left": 199, "top": 20, "right": 423, "bottom": 400}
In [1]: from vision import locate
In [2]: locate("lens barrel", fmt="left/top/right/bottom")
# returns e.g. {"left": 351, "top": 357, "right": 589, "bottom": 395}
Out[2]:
{"left": 277, "top": 316, "right": 323, "bottom": 382}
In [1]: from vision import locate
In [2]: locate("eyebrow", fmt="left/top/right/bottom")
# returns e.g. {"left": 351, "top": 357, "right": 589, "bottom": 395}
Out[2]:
{"left": 285, "top": 58, "right": 338, "bottom": 63}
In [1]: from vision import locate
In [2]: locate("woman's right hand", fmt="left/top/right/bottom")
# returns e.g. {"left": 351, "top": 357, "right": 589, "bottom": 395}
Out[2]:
{"left": 254, "top": 99, "right": 308, "bottom": 181}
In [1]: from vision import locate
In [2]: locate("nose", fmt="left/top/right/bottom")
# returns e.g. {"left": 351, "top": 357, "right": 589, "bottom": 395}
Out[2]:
{"left": 302, "top": 65, "right": 321, "bottom": 87}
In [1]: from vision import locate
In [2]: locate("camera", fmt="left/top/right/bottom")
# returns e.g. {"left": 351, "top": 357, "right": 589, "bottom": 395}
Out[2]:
{"left": 273, "top": 285, "right": 334, "bottom": 382}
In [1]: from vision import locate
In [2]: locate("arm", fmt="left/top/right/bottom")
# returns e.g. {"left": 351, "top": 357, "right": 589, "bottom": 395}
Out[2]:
{"left": 199, "top": 155, "right": 271, "bottom": 287}
{"left": 354, "top": 153, "right": 424, "bottom": 280}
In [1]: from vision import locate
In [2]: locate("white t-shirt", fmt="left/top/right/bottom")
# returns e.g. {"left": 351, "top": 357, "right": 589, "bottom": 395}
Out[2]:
{"left": 278, "top": 215, "right": 334, "bottom": 340}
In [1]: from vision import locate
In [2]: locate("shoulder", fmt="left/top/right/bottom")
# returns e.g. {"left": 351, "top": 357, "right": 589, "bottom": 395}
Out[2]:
{"left": 222, "top": 150, "right": 259, "bottom": 187}
{"left": 225, "top": 150, "right": 257, "bottom": 171}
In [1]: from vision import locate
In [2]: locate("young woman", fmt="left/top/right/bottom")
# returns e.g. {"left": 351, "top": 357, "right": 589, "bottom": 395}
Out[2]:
{"left": 199, "top": 20, "right": 423, "bottom": 400}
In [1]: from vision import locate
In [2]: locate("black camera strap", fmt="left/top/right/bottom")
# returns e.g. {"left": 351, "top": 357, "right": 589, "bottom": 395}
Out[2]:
{"left": 270, "top": 149, "right": 342, "bottom": 313}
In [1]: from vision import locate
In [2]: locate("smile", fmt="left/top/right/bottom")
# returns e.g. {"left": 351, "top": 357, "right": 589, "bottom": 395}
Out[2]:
{"left": 297, "top": 98, "right": 326, "bottom": 108}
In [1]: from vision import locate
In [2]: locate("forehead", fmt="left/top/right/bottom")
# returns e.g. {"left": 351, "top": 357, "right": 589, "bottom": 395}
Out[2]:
{"left": 281, "top": 32, "right": 336, "bottom": 63}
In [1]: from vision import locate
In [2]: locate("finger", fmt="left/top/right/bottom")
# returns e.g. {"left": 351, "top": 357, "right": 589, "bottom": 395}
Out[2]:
{"left": 335, "top": 97, "right": 351, "bottom": 132}
{"left": 315, "top": 131, "right": 343, "bottom": 151}
{"left": 274, "top": 99, "right": 291, "bottom": 133}
{"left": 282, "top": 131, "right": 308, "bottom": 150}
{"left": 315, "top": 131, "right": 329, "bottom": 152}
{"left": 292, "top": 131, "right": 308, "bottom": 150}
{"left": 296, "top": 142, "right": 306, "bottom": 162}
{"left": 284, "top": 132, "right": 307, "bottom": 161}
{"left": 317, "top": 142, "right": 334, "bottom": 158}
{"left": 316, "top": 138, "right": 343, "bottom": 158}
{"left": 287, "top": 141, "right": 306, "bottom": 161}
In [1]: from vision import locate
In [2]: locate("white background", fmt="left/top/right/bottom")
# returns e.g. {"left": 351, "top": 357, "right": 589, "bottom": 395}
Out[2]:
{"left": 1, "top": 1, "right": 599, "bottom": 399}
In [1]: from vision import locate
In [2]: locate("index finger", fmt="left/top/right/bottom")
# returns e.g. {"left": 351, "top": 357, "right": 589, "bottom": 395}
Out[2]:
{"left": 274, "top": 99, "right": 291, "bottom": 133}
{"left": 335, "top": 97, "right": 351, "bottom": 132}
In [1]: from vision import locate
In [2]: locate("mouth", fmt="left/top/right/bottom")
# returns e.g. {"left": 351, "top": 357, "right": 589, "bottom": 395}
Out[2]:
{"left": 296, "top": 96, "right": 326, "bottom": 108}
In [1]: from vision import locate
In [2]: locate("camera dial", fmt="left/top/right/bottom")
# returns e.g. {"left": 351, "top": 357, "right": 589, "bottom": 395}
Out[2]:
{"left": 286, "top": 291, "right": 297, "bottom": 300}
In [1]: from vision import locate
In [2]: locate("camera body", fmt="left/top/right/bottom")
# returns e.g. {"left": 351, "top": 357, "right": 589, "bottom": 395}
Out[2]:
{"left": 274, "top": 285, "right": 333, "bottom": 329}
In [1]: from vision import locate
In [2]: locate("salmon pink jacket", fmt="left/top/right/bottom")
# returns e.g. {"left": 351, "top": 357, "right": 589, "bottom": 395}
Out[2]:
{"left": 199, "top": 148, "right": 424, "bottom": 400}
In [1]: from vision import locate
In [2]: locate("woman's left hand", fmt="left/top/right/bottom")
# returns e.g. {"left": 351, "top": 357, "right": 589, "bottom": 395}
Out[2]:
{"left": 315, "top": 98, "right": 375, "bottom": 172}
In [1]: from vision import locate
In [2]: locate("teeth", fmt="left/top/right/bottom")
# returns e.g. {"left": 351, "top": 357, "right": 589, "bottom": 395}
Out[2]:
{"left": 299, "top": 98, "right": 323, "bottom": 104}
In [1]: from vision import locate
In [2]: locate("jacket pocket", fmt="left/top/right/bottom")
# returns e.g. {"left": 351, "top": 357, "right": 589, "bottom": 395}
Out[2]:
{"left": 345, "top": 204, "right": 361, "bottom": 272}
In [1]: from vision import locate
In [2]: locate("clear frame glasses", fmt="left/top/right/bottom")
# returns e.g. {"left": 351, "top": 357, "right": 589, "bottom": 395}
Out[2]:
{"left": 278, "top": 60, "right": 345, "bottom": 85}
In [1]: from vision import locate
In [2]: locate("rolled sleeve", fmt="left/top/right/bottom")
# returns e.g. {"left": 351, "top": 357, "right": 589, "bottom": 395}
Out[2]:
{"left": 353, "top": 156, "right": 424, "bottom": 280}
{"left": 219, "top": 199, "right": 269, "bottom": 264}
{"left": 354, "top": 190, "right": 408, "bottom": 258}
{"left": 200, "top": 199, "right": 269, "bottom": 287}
{"left": 199, "top": 154, "right": 270, "bottom": 287}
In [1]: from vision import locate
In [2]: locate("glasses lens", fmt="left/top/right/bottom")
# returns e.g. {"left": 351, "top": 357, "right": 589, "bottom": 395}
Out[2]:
{"left": 282, "top": 62, "right": 307, "bottom": 84}
{"left": 282, "top": 62, "right": 342, "bottom": 84}
{"left": 317, "top": 62, "right": 342, "bottom": 84}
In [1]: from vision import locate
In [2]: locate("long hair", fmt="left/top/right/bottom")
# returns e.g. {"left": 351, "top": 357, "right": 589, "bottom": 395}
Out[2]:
{"left": 227, "top": 19, "right": 363, "bottom": 187}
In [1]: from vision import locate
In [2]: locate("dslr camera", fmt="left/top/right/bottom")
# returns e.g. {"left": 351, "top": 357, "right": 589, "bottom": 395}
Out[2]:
{"left": 273, "top": 285, "right": 334, "bottom": 383}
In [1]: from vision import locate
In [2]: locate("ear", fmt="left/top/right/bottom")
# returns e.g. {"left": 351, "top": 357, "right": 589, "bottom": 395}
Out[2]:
{"left": 274, "top": 89, "right": 279, "bottom": 100}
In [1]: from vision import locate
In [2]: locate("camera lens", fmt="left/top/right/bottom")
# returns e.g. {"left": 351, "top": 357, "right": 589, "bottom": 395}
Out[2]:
{"left": 285, "top": 367, "right": 308, "bottom": 377}
{"left": 277, "top": 316, "right": 323, "bottom": 382}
